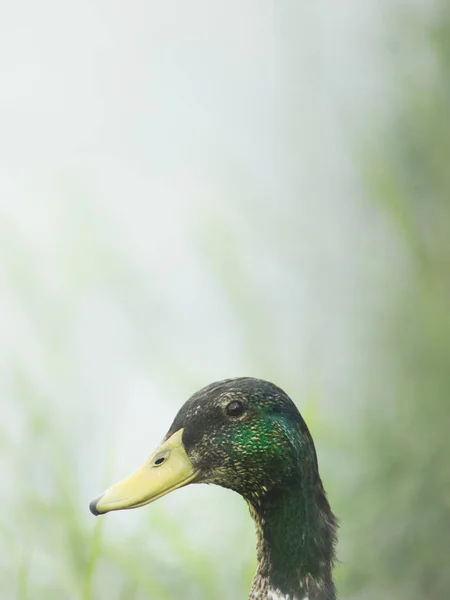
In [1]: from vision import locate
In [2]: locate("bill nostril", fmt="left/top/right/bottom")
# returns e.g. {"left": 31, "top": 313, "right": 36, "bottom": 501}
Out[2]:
{"left": 153, "top": 449, "right": 170, "bottom": 466}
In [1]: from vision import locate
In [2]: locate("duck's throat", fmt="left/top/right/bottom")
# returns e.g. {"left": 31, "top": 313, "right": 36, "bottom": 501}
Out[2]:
{"left": 247, "top": 483, "right": 336, "bottom": 600}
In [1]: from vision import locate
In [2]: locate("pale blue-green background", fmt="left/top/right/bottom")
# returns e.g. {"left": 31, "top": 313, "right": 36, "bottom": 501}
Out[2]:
{"left": 1, "top": 1, "right": 448, "bottom": 599}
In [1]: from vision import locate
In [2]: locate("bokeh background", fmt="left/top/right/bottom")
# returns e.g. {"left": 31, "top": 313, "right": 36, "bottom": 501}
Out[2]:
{"left": 1, "top": 1, "right": 449, "bottom": 599}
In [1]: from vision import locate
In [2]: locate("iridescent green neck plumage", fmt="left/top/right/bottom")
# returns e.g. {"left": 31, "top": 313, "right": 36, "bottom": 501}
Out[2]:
{"left": 248, "top": 481, "right": 336, "bottom": 600}
{"left": 243, "top": 421, "right": 337, "bottom": 600}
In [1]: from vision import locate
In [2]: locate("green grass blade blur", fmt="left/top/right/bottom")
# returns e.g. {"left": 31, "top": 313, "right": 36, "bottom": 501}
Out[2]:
{"left": 1, "top": 2, "right": 449, "bottom": 599}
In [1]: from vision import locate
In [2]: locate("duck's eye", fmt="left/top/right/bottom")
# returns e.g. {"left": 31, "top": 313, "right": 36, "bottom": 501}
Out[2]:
{"left": 226, "top": 400, "right": 244, "bottom": 417}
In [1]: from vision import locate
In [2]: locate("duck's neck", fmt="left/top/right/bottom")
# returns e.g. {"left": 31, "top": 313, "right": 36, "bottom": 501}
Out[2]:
{"left": 247, "top": 481, "right": 336, "bottom": 600}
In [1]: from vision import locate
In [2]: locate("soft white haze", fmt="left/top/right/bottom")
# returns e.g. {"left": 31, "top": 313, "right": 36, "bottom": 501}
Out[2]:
{"left": 0, "top": 1, "right": 395, "bottom": 593}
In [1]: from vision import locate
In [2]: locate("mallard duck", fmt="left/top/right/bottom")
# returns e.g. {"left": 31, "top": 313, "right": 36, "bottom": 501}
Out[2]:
{"left": 90, "top": 377, "right": 337, "bottom": 600}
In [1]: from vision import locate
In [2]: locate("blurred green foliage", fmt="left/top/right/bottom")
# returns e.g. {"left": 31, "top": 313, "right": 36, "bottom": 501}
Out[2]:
{"left": 340, "top": 4, "right": 450, "bottom": 600}
{"left": 2, "top": 3, "right": 450, "bottom": 600}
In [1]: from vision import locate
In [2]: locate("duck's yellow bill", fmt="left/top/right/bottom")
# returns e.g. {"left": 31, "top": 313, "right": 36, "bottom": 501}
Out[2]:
{"left": 89, "top": 429, "right": 197, "bottom": 515}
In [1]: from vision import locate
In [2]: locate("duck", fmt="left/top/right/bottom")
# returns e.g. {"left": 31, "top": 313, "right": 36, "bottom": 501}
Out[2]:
{"left": 90, "top": 377, "right": 337, "bottom": 600}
